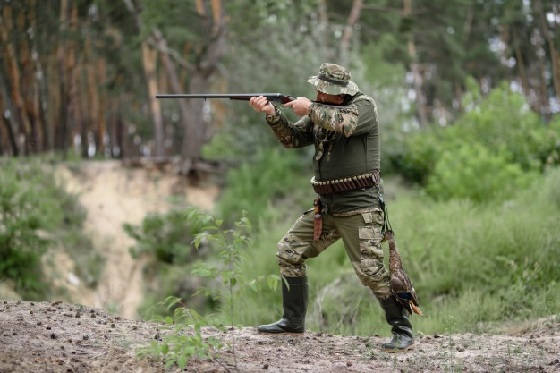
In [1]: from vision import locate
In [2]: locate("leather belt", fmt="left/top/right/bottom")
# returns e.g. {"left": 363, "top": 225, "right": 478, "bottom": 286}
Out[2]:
{"left": 311, "top": 170, "right": 379, "bottom": 195}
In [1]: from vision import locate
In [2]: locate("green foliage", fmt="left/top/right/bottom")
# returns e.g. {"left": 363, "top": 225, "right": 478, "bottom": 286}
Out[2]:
{"left": 137, "top": 296, "right": 223, "bottom": 369}
{"left": 0, "top": 161, "right": 55, "bottom": 297}
{"left": 124, "top": 207, "right": 215, "bottom": 265}
{"left": 127, "top": 206, "right": 281, "bottom": 316}
{"left": 392, "top": 83, "right": 560, "bottom": 201}
{"left": 426, "top": 144, "right": 532, "bottom": 202}
{"left": 134, "top": 212, "right": 280, "bottom": 368}
{"left": 190, "top": 212, "right": 252, "bottom": 309}
{"left": 361, "top": 35, "right": 407, "bottom": 89}
{"left": 125, "top": 207, "right": 225, "bottom": 318}
{"left": 217, "top": 148, "right": 312, "bottom": 225}
{"left": 390, "top": 169, "right": 560, "bottom": 333}
{"left": 0, "top": 159, "right": 98, "bottom": 298}
{"left": 201, "top": 1, "right": 329, "bottom": 164}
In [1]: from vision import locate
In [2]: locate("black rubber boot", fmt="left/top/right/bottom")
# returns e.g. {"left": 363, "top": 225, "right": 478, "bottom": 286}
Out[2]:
{"left": 257, "top": 276, "right": 308, "bottom": 333}
{"left": 379, "top": 295, "right": 414, "bottom": 352}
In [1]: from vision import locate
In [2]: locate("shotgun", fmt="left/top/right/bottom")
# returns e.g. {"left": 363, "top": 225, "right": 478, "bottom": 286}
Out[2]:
{"left": 156, "top": 93, "right": 295, "bottom": 104}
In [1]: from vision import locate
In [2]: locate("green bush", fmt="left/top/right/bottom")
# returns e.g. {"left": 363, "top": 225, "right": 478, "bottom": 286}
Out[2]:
{"left": 0, "top": 161, "right": 57, "bottom": 296}
{"left": 392, "top": 82, "right": 560, "bottom": 191}
{"left": 127, "top": 207, "right": 281, "bottom": 325}
{"left": 125, "top": 207, "right": 215, "bottom": 265}
{"left": 389, "top": 168, "right": 560, "bottom": 333}
{"left": 0, "top": 161, "right": 54, "bottom": 298}
{"left": 124, "top": 206, "right": 221, "bottom": 317}
{"left": 218, "top": 148, "right": 312, "bottom": 225}
{"left": 426, "top": 143, "right": 533, "bottom": 202}
{"left": 0, "top": 159, "right": 99, "bottom": 298}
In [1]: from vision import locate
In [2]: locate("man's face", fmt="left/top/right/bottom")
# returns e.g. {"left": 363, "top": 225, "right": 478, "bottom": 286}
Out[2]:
{"left": 316, "top": 91, "right": 345, "bottom": 105}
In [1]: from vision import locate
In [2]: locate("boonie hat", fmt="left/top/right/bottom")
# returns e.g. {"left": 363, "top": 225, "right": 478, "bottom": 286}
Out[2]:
{"left": 308, "top": 63, "right": 359, "bottom": 96}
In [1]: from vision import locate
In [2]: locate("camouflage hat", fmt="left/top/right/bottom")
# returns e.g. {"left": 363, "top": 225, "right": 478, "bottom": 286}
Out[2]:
{"left": 308, "top": 63, "right": 359, "bottom": 96}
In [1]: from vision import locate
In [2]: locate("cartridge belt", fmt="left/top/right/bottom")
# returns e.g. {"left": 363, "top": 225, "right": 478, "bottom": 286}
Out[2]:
{"left": 310, "top": 170, "right": 380, "bottom": 195}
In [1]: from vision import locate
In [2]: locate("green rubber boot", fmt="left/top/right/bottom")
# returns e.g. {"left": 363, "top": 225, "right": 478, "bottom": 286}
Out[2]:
{"left": 257, "top": 276, "right": 308, "bottom": 333}
{"left": 379, "top": 296, "right": 414, "bottom": 352}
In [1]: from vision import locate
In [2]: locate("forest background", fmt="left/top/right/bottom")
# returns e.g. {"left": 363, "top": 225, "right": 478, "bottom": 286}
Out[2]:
{"left": 1, "top": 0, "right": 560, "bottom": 338}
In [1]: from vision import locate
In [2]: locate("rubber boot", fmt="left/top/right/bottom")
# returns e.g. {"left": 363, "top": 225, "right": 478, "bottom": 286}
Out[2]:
{"left": 257, "top": 276, "right": 308, "bottom": 333}
{"left": 379, "top": 295, "right": 414, "bottom": 352}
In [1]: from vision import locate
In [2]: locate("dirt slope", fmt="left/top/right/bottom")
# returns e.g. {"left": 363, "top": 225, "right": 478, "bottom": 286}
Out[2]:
{"left": 1, "top": 301, "right": 559, "bottom": 372}
{"left": 54, "top": 161, "right": 218, "bottom": 319}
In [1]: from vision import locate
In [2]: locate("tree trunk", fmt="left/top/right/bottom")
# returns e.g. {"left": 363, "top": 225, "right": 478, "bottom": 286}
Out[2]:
{"left": 154, "top": 29, "right": 190, "bottom": 156}
{"left": 181, "top": 73, "right": 209, "bottom": 169}
{"left": 512, "top": 29, "right": 530, "bottom": 98}
{"left": 55, "top": 0, "right": 69, "bottom": 153}
{"left": 0, "top": 4, "right": 33, "bottom": 154}
{"left": 535, "top": 0, "right": 560, "bottom": 101}
{"left": 122, "top": 0, "right": 164, "bottom": 157}
{"left": 317, "top": 0, "right": 330, "bottom": 59}
{"left": 403, "top": 0, "right": 428, "bottom": 126}
{"left": 46, "top": 54, "right": 58, "bottom": 151}
{"left": 0, "top": 115, "right": 18, "bottom": 157}
{"left": 37, "top": 22, "right": 51, "bottom": 151}
{"left": 107, "top": 99, "right": 116, "bottom": 158}
{"left": 115, "top": 100, "right": 124, "bottom": 159}
{"left": 141, "top": 41, "right": 164, "bottom": 157}
{"left": 17, "top": 2, "right": 40, "bottom": 153}
{"left": 96, "top": 57, "right": 107, "bottom": 156}
{"left": 85, "top": 36, "right": 101, "bottom": 156}
{"left": 179, "top": 0, "right": 226, "bottom": 173}
{"left": 28, "top": 0, "right": 45, "bottom": 153}
{"left": 70, "top": 55, "right": 82, "bottom": 157}
{"left": 536, "top": 54, "right": 549, "bottom": 115}
{"left": 0, "top": 115, "right": 6, "bottom": 155}
{"left": 554, "top": 49, "right": 560, "bottom": 101}
{"left": 67, "top": 1, "right": 80, "bottom": 156}
{"left": 79, "top": 64, "right": 89, "bottom": 158}
{"left": 339, "top": 0, "right": 363, "bottom": 67}
{"left": 195, "top": 0, "right": 207, "bottom": 15}
{"left": 0, "top": 83, "right": 18, "bottom": 156}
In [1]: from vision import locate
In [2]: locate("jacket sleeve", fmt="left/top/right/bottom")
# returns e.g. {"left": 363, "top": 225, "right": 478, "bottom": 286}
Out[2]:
{"left": 309, "top": 99, "right": 377, "bottom": 137}
{"left": 266, "top": 107, "right": 314, "bottom": 148}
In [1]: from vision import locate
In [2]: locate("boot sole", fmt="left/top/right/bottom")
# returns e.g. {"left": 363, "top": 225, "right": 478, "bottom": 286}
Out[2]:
{"left": 257, "top": 328, "right": 304, "bottom": 334}
{"left": 381, "top": 342, "right": 414, "bottom": 353}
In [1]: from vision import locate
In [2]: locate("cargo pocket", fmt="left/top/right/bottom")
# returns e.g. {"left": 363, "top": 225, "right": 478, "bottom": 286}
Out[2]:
{"left": 357, "top": 211, "right": 386, "bottom": 284}
{"left": 360, "top": 212, "right": 384, "bottom": 245}
{"left": 357, "top": 227, "right": 382, "bottom": 263}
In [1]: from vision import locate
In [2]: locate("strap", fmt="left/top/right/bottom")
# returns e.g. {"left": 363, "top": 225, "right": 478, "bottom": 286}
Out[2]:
{"left": 378, "top": 193, "right": 393, "bottom": 237}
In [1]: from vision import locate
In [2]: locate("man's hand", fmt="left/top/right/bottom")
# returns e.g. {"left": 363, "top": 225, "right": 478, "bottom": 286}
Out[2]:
{"left": 284, "top": 97, "right": 312, "bottom": 116}
{"left": 249, "top": 96, "right": 276, "bottom": 116}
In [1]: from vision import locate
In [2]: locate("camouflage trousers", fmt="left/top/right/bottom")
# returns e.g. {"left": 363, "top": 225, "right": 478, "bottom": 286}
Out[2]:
{"left": 276, "top": 207, "right": 391, "bottom": 300}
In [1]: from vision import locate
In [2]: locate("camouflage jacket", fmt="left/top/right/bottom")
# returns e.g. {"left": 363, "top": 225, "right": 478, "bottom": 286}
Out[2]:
{"left": 266, "top": 92, "right": 381, "bottom": 214}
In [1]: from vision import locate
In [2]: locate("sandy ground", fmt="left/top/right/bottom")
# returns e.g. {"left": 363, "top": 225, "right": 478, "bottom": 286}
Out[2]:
{"left": 54, "top": 160, "right": 218, "bottom": 319}
{"left": 0, "top": 301, "right": 559, "bottom": 372}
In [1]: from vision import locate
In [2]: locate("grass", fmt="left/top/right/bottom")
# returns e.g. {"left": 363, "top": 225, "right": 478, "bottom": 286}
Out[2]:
{"left": 217, "top": 168, "right": 560, "bottom": 336}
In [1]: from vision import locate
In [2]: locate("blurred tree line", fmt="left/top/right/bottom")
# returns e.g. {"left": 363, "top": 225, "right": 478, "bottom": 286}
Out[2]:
{"left": 0, "top": 0, "right": 559, "bottom": 174}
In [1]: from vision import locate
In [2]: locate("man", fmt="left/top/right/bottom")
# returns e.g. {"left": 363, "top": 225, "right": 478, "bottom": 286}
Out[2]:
{"left": 248, "top": 63, "right": 413, "bottom": 351}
